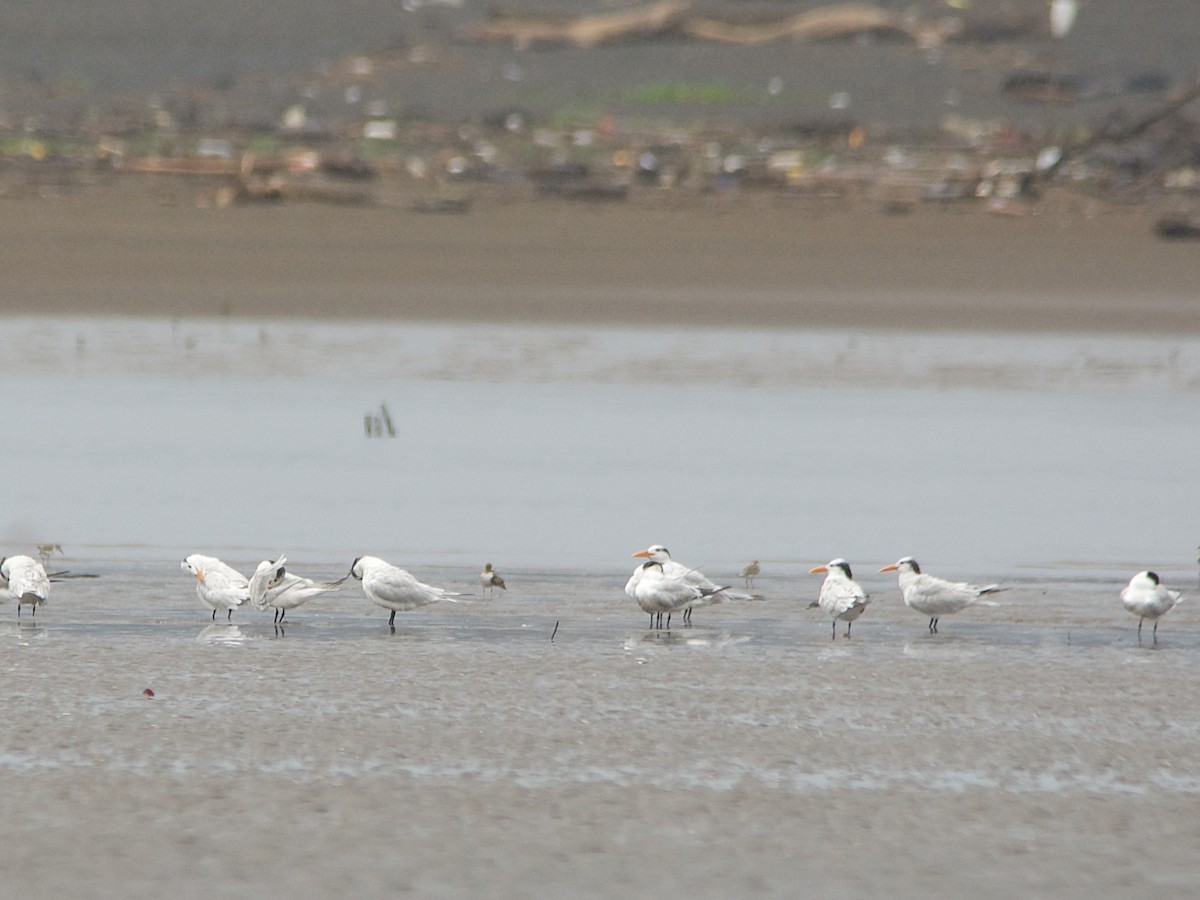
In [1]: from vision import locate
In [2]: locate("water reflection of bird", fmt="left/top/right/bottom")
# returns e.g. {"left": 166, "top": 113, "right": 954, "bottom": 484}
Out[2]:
{"left": 739, "top": 560, "right": 761, "bottom": 589}
{"left": 181, "top": 554, "right": 249, "bottom": 621}
{"left": 350, "top": 556, "right": 460, "bottom": 628}
{"left": 480, "top": 562, "right": 506, "bottom": 596}
{"left": 631, "top": 560, "right": 726, "bottom": 630}
{"left": 249, "top": 555, "right": 344, "bottom": 623}
{"left": 879, "top": 557, "right": 1003, "bottom": 633}
{"left": 1120, "top": 571, "right": 1182, "bottom": 645}
{"left": 809, "top": 559, "right": 870, "bottom": 638}
{"left": 627, "top": 544, "right": 749, "bottom": 624}
{"left": 37, "top": 544, "right": 63, "bottom": 567}
{"left": 1, "top": 555, "right": 51, "bottom": 617}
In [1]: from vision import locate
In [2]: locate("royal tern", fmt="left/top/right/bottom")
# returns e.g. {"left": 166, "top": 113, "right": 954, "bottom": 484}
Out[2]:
{"left": 1120, "top": 571, "right": 1182, "bottom": 644}
{"left": 1, "top": 555, "right": 51, "bottom": 617}
{"left": 349, "top": 555, "right": 460, "bottom": 627}
{"left": 740, "top": 560, "right": 761, "bottom": 590}
{"left": 628, "top": 544, "right": 749, "bottom": 624}
{"left": 809, "top": 559, "right": 870, "bottom": 638}
{"left": 631, "top": 560, "right": 727, "bottom": 629}
{"left": 480, "top": 563, "right": 506, "bottom": 597}
{"left": 181, "top": 554, "right": 250, "bottom": 622}
{"left": 879, "top": 557, "right": 1004, "bottom": 633}
{"left": 248, "top": 555, "right": 345, "bottom": 623}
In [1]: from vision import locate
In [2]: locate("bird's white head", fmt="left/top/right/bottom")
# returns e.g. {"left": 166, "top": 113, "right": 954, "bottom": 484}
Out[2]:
{"left": 632, "top": 544, "right": 670, "bottom": 561}
{"left": 181, "top": 555, "right": 204, "bottom": 581}
{"left": 1133, "top": 570, "right": 1160, "bottom": 587}
{"left": 811, "top": 558, "right": 853, "bottom": 579}
{"left": 880, "top": 557, "right": 920, "bottom": 574}
{"left": 351, "top": 556, "right": 385, "bottom": 580}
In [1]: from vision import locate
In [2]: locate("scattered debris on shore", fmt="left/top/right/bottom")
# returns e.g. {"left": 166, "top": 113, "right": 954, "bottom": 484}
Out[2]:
{"left": 0, "top": 3, "right": 1196, "bottom": 227}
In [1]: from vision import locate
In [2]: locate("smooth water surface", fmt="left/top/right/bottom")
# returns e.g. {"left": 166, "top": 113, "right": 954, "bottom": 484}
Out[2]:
{"left": 2, "top": 317, "right": 1198, "bottom": 576}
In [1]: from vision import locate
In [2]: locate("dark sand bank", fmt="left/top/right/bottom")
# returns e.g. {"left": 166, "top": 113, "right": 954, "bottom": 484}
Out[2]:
{"left": 2, "top": 188, "right": 1196, "bottom": 334}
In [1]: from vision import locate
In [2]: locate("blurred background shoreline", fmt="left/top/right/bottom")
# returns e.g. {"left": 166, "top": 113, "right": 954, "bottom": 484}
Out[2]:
{"left": 1, "top": 0, "right": 1198, "bottom": 238}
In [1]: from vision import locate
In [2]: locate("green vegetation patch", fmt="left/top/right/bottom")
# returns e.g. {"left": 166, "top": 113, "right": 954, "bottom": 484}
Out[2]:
{"left": 623, "top": 82, "right": 745, "bottom": 105}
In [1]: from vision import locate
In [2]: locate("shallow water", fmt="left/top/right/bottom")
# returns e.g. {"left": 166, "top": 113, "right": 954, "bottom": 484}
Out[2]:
{"left": 2, "top": 316, "right": 1198, "bottom": 577}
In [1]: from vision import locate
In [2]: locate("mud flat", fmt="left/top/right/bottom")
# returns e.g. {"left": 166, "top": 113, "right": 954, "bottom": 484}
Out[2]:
{"left": 1, "top": 562, "right": 1198, "bottom": 898}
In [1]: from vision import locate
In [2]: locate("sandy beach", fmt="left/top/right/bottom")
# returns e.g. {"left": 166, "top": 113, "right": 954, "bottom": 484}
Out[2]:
{"left": 3, "top": 186, "right": 1197, "bottom": 334}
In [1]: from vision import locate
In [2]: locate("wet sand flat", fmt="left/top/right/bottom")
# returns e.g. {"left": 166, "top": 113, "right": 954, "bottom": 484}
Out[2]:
{"left": 2, "top": 189, "right": 1197, "bottom": 334}
{"left": 2, "top": 563, "right": 1198, "bottom": 898}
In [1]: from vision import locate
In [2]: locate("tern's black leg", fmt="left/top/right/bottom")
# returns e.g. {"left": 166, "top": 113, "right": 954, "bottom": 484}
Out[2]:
{"left": 1153, "top": 621, "right": 1159, "bottom": 645}
{"left": 831, "top": 620, "right": 836, "bottom": 640}
{"left": 1137, "top": 619, "right": 1143, "bottom": 643}
{"left": 211, "top": 609, "right": 217, "bottom": 621}
{"left": 389, "top": 610, "right": 396, "bottom": 627}
{"left": 227, "top": 609, "right": 233, "bottom": 622}
{"left": 845, "top": 620, "right": 852, "bottom": 638}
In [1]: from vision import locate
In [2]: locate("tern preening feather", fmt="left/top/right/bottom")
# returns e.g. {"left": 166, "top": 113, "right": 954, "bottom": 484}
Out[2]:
{"left": 249, "top": 555, "right": 345, "bottom": 623}
{"left": 181, "top": 554, "right": 250, "bottom": 622}
{"left": 350, "top": 555, "right": 460, "bottom": 627}
{"left": 1120, "top": 570, "right": 1182, "bottom": 644}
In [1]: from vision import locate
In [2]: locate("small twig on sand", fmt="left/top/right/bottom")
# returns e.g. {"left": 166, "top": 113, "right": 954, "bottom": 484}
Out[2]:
{"left": 551, "top": 620, "right": 559, "bottom": 642}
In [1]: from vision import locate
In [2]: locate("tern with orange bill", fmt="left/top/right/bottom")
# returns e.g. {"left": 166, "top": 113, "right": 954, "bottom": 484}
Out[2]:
{"left": 631, "top": 560, "right": 727, "bottom": 629}
{"left": 809, "top": 559, "right": 870, "bottom": 638}
{"left": 627, "top": 544, "right": 748, "bottom": 624}
{"left": 879, "top": 556, "right": 1004, "bottom": 633}
{"left": 181, "top": 554, "right": 250, "bottom": 621}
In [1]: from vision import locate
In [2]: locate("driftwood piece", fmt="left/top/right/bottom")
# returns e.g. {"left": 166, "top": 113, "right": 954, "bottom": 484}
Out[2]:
{"left": 680, "top": 4, "right": 916, "bottom": 46}
{"left": 460, "top": 0, "right": 691, "bottom": 49}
